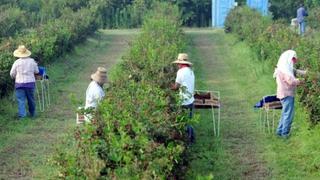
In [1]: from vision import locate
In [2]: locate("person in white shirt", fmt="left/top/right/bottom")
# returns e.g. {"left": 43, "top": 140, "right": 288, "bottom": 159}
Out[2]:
{"left": 171, "top": 53, "right": 195, "bottom": 143}
{"left": 10, "top": 45, "right": 39, "bottom": 119}
{"left": 85, "top": 67, "right": 107, "bottom": 121}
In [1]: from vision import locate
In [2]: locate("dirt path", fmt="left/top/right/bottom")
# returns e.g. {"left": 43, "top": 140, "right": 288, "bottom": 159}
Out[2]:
{"left": 185, "top": 29, "right": 270, "bottom": 179}
{"left": 0, "top": 29, "right": 136, "bottom": 179}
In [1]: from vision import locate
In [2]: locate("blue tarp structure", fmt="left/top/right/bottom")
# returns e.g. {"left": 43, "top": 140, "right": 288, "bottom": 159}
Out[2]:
{"left": 254, "top": 95, "right": 281, "bottom": 109}
{"left": 212, "top": 0, "right": 235, "bottom": 27}
{"left": 247, "top": 0, "right": 268, "bottom": 16}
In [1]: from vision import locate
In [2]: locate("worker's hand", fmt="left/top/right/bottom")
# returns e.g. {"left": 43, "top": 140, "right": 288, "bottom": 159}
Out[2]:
{"left": 170, "top": 83, "right": 176, "bottom": 90}
{"left": 170, "top": 83, "right": 179, "bottom": 90}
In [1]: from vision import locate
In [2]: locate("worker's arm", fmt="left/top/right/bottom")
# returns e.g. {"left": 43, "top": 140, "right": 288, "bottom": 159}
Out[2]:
{"left": 294, "top": 69, "right": 307, "bottom": 77}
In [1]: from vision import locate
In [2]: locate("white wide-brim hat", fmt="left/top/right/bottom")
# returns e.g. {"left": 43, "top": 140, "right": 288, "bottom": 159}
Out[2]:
{"left": 172, "top": 53, "right": 193, "bottom": 65}
{"left": 13, "top": 45, "right": 32, "bottom": 58}
{"left": 91, "top": 67, "right": 107, "bottom": 84}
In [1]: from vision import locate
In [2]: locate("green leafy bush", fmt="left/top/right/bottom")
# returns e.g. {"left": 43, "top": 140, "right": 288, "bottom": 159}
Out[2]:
{"left": 0, "top": 7, "right": 26, "bottom": 38}
{"left": 225, "top": 6, "right": 271, "bottom": 43}
{"left": 0, "top": 1, "right": 105, "bottom": 96}
{"left": 54, "top": 3, "right": 192, "bottom": 179}
{"left": 307, "top": 7, "right": 320, "bottom": 30}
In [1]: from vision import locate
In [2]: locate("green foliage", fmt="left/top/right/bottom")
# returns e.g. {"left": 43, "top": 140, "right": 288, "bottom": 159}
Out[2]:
{"left": 307, "top": 7, "right": 320, "bottom": 30}
{"left": 0, "top": 0, "right": 213, "bottom": 38}
{"left": 306, "top": 0, "right": 320, "bottom": 7}
{"left": 269, "top": 0, "right": 304, "bottom": 20}
{"left": 99, "top": 0, "right": 211, "bottom": 28}
{"left": 225, "top": 6, "right": 320, "bottom": 124}
{"left": 0, "top": 7, "right": 26, "bottom": 38}
{"left": 100, "top": 0, "right": 155, "bottom": 29}
{"left": 224, "top": 6, "right": 271, "bottom": 44}
{"left": 237, "top": 0, "right": 246, "bottom": 6}
{"left": 0, "top": 0, "right": 106, "bottom": 96}
{"left": 173, "top": 0, "right": 211, "bottom": 27}
{"left": 54, "top": 3, "right": 192, "bottom": 178}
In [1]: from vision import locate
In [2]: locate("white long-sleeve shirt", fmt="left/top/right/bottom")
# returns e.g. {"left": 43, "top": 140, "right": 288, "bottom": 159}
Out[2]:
{"left": 85, "top": 81, "right": 105, "bottom": 109}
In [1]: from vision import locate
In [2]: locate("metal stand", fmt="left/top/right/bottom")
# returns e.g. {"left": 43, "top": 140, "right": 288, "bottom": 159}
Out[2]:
{"left": 258, "top": 95, "right": 282, "bottom": 134}
{"left": 35, "top": 67, "right": 50, "bottom": 112}
{"left": 195, "top": 90, "right": 221, "bottom": 136}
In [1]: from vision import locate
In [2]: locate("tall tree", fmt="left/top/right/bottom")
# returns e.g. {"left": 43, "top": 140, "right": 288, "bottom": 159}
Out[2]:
{"left": 269, "top": 0, "right": 304, "bottom": 20}
{"left": 173, "top": 0, "right": 211, "bottom": 27}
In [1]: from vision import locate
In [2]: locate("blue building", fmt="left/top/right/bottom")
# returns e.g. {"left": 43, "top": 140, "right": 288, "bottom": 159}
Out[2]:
{"left": 246, "top": 0, "right": 269, "bottom": 16}
{"left": 212, "top": 0, "right": 236, "bottom": 27}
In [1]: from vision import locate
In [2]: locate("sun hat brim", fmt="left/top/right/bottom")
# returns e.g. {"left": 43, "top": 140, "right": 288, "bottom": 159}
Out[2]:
{"left": 172, "top": 60, "right": 193, "bottom": 65}
{"left": 13, "top": 49, "right": 31, "bottom": 58}
{"left": 91, "top": 73, "right": 107, "bottom": 84}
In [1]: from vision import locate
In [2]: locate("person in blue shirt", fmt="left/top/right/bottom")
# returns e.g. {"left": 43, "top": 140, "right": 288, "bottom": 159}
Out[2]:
{"left": 297, "top": 3, "right": 308, "bottom": 36}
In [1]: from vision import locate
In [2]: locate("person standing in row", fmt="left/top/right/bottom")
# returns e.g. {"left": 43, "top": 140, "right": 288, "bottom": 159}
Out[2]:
{"left": 274, "top": 50, "right": 305, "bottom": 138}
{"left": 171, "top": 53, "right": 195, "bottom": 143}
{"left": 297, "top": 3, "right": 308, "bottom": 36}
{"left": 10, "top": 45, "right": 39, "bottom": 119}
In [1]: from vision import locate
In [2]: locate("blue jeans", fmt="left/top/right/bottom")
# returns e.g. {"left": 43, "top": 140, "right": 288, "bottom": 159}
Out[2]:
{"left": 16, "top": 88, "right": 36, "bottom": 118}
{"left": 299, "top": 21, "right": 305, "bottom": 35}
{"left": 182, "top": 103, "right": 195, "bottom": 143}
{"left": 276, "top": 96, "right": 294, "bottom": 136}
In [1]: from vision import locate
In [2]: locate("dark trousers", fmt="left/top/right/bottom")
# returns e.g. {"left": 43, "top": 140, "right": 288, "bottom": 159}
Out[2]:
{"left": 182, "top": 103, "right": 195, "bottom": 143}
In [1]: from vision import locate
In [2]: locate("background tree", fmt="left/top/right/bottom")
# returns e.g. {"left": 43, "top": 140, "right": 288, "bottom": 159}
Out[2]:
{"left": 269, "top": 0, "right": 304, "bottom": 20}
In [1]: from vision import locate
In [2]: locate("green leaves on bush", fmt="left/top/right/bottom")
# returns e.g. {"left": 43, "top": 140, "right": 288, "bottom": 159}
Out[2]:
{"left": 55, "top": 2, "right": 192, "bottom": 179}
{"left": 0, "top": 1, "right": 102, "bottom": 96}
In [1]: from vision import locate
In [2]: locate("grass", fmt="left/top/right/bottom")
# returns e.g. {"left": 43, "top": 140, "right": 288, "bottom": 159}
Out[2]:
{"left": 184, "top": 29, "right": 270, "bottom": 179}
{"left": 184, "top": 28, "right": 320, "bottom": 179}
{"left": 0, "top": 29, "right": 136, "bottom": 179}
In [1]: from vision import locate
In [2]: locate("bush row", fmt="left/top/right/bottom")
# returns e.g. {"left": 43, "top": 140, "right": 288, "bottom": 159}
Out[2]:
{"left": 54, "top": 2, "right": 192, "bottom": 179}
{"left": 0, "top": 0, "right": 94, "bottom": 39}
{"left": 0, "top": 1, "right": 109, "bottom": 97}
{"left": 0, "top": 7, "right": 27, "bottom": 39}
{"left": 225, "top": 6, "right": 320, "bottom": 124}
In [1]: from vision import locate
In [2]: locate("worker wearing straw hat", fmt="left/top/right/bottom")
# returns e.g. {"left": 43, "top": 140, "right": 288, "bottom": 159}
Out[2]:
{"left": 171, "top": 53, "right": 195, "bottom": 143}
{"left": 10, "top": 45, "right": 39, "bottom": 119}
{"left": 84, "top": 67, "right": 107, "bottom": 121}
{"left": 85, "top": 67, "right": 107, "bottom": 109}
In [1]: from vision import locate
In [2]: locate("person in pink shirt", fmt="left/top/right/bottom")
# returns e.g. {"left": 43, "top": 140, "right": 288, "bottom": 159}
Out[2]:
{"left": 10, "top": 45, "right": 39, "bottom": 119}
{"left": 274, "top": 50, "right": 305, "bottom": 137}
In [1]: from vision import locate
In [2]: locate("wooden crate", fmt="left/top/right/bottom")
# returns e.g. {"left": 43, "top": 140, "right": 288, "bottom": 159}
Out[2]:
{"left": 194, "top": 91, "right": 220, "bottom": 109}
{"left": 263, "top": 101, "right": 282, "bottom": 110}
{"left": 76, "top": 107, "right": 86, "bottom": 124}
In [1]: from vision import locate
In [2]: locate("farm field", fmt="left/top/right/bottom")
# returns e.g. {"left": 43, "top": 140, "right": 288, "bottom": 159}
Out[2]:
{"left": 184, "top": 29, "right": 320, "bottom": 179}
{"left": 1, "top": 28, "right": 320, "bottom": 179}
{"left": 184, "top": 29, "right": 270, "bottom": 179}
{"left": 0, "top": 29, "right": 136, "bottom": 179}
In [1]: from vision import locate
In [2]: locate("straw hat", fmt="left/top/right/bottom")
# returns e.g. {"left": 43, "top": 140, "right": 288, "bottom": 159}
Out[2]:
{"left": 13, "top": 45, "right": 31, "bottom": 58}
{"left": 91, "top": 67, "right": 107, "bottom": 84}
{"left": 172, "top": 53, "right": 192, "bottom": 65}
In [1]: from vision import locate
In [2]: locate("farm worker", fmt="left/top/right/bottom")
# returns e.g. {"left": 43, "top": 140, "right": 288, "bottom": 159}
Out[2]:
{"left": 171, "top": 53, "right": 195, "bottom": 143}
{"left": 10, "top": 45, "right": 39, "bottom": 119}
{"left": 85, "top": 67, "right": 107, "bottom": 121}
{"left": 273, "top": 50, "right": 305, "bottom": 138}
{"left": 297, "top": 3, "right": 308, "bottom": 36}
